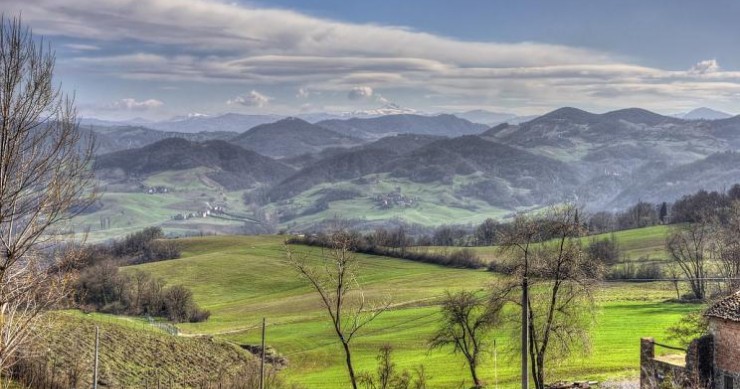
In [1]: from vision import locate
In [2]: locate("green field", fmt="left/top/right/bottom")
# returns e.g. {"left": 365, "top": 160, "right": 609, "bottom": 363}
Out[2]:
{"left": 127, "top": 234, "right": 698, "bottom": 388}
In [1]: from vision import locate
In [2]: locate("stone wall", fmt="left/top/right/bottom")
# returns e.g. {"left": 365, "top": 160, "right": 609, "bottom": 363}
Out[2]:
{"left": 640, "top": 337, "right": 689, "bottom": 389}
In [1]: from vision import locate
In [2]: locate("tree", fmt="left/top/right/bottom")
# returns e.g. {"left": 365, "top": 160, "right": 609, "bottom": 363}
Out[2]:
{"left": 475, "top": 218, "right": 499, "bottom": 246}
{"left": 497, "top": 205, "right": 603, "bottom": 389}
{"left": 429, "top": 290, "right": 500, "bottom": 388}
{"left": 659, "top": 202, "right": 669, "bottom": 224}
{"left": 286, "top": 230, "right": 389, "bottom": 389}
{"left": 0, "top": 16, "right": 95, "bottom": 373}
{"left": 586, "top": 234, "right": 620, "bottom": 266}
{"left": 358, "top": 344, "right": 427, "bottom": 389}
{"left": 666, "top": 219, "right": 712, "bottom": 300}
{"left": 714, "top": 201, "right": 740, "bottom": 293}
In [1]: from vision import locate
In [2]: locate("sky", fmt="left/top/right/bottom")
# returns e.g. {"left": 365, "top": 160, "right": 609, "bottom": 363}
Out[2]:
{"left": 6, "top": 0, "right": 740, "bottom": 120}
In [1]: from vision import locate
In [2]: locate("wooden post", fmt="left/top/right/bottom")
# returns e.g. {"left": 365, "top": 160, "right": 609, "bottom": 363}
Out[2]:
{"left": 93, "top": 325, "right": 100, "bottom": 389}
{"left": 521, "top": 276, "right": 528, "bottom": 389}
{"left": 494, "top": 338, "right": 498, "bottom": 389}
{"left": 260, "top": 317, "right": 266, "bottom": 389}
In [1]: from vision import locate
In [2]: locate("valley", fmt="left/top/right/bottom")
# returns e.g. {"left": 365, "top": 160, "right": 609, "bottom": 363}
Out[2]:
{"left": 73, "top": 108, "right": 740, "bottom": 240}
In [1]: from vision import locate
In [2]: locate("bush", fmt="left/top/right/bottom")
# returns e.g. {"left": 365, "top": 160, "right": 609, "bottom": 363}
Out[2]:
{"left": 74, "top": 264, "right": 209, "bottom": 323}
{"left": 586, "top": 235, "right": 620, "bottom": 265}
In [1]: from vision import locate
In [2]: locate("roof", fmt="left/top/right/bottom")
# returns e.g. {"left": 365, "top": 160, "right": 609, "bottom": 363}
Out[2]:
{"left": 705, "top": 291, "right": 740, "bottom": 321}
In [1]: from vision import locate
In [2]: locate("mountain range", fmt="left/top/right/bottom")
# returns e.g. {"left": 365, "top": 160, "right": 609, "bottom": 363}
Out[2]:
{"left": 79, "top": 106, "right": 740, "bottom": 235}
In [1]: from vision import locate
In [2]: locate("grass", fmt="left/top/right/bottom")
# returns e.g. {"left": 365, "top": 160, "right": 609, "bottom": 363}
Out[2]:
{"left": 127, "top": 234, "right": 699, "bottom": 388}
{"left": 29, "top": 311, "right": 259, "bottom": 388}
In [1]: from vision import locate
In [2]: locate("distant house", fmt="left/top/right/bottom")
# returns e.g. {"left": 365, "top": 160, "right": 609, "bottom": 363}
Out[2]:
{"left": 705, "top": 292, "right": 740, "bottom": 389}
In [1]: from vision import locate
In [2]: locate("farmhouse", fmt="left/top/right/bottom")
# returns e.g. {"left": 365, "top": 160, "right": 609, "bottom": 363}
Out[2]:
{"left": 705, "top": 292, "right": 740, "bottom": 389}
{"left": 640, "top": 291, "right": 740, "bottom": 389}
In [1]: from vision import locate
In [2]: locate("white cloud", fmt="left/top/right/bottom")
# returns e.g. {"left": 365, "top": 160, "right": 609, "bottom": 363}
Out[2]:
{"left": 296, "top": 87, "right": 310, "bottom": 99}
{"left": 348, "top": 86, "right": 373, "bottom": 100}
{"left": 227, "top": 90, "right": 272, "bottom": 107}
{"left": 690, "top": 59, "right": 720, "bottom": 74}
{"left": 6, "top": 0, "right": 740, "bottom": 113}
{"left": 64, "top": 43, "right": 100, "bottom": 51}
{"left": 104, "top": 98, "right": 164, "bottom": 111}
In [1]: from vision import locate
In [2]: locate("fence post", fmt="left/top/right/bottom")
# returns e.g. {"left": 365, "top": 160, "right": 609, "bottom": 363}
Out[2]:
{"left": 93, "top": 325, "right": 100, "bottom": 389}
{"left": 260, "top": 317, "right": 266, "bottom": 389}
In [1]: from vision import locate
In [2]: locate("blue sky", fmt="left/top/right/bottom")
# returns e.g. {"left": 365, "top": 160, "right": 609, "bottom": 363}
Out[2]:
{"left": 7, "top": 0, "right": 740, "bottom": 120}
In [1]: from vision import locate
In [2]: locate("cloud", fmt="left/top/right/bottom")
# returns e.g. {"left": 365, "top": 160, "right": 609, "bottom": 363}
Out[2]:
{"left": 296, "top": 87, "right": 309, "bottom": 99}
{"left": 348, "top": 86, "right": 373, "bottom": 100}
{"left": 7, "top": 0, "right": 740, "bottom": 113}
{"left": 64, "top": 43, "right": 100, "bottom": 51}
{"left": 690, "top": 59, "right": 720, "bottom": 74}
{"left": 227, "top": 90, "right": 272, "bottom": 107}
{"left": 103, "top": 98, "right": 164, "bottom": 111}
{"left": 375, "top": 94, "right": 390, "bottom": 104}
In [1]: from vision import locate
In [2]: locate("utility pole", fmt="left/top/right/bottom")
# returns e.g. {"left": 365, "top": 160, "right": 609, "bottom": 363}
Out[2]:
{"left": 522, "top": 274, "right": 529, "bottom": 389}
{"left": 494, "top": 338, "right": 498, "bottom": 389}
{"left": 93, "top": 326, "right": 100, "bottom": 389}
{"left": 260, "top": 317, "right": 266, "bottom": 389}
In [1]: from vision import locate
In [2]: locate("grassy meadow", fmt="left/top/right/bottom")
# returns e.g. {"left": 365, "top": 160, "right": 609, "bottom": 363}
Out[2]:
{"left": 125, "top": 232, "right": 698, "bottom": 388}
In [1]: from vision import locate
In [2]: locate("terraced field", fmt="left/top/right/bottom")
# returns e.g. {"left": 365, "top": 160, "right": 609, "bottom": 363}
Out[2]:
{"left": 126, "top": 233, "right": 698, "bottom": 388}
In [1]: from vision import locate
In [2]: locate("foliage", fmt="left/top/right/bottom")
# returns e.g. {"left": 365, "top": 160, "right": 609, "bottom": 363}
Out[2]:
{"left": 665, "top": 311, "right": 709, "bottom": 348}
{"left": 429, "top": 291, "right": 501, "bottom": 388}
{"left": 74, "top": 263, "right": 209, "bottom": 323}
{"left": 358, "top": 345, "right": 428, "bottom": 389}
{"left": 586, "top": 234, "right": 621, "bottom": 266}
{"left": 497, "top": 205, "right": 603, "bottom": 389}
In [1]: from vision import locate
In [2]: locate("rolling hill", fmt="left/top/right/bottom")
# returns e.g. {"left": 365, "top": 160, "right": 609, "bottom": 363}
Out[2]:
{"left": 88, "top": 125, "right": 237, "bottom": 154}
{"left": 94, "top": 138, "right": 294, "bottom": 190}
{"left": 71, "top": 106, "right": 740, "bottom": 236}
{"left": 229, "top": 117, "right": 362, "bottom": 158}
{"left": 124, "top": 234, "right": 697, "bottom": 389}
{"left": 317, "top": 114, "right": 487, "bottom": 139}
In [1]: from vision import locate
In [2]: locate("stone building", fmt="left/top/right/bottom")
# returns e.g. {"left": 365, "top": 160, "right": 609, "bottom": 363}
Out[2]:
{"left": 705, "top": 291, "right": 740, "bottom": 389}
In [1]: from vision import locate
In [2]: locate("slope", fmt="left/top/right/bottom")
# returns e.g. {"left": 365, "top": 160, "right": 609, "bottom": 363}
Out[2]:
{"left": 129, "top": 235, "right": 697, "bottom": 389}
{"left": 230, "top": 117, "right": 362, "bottom": 158}
{"left": 94, "top": 138, "right": 294, "bottom": 190}
{"left": 317, "top": 114, "right": 487, "bottom": 139}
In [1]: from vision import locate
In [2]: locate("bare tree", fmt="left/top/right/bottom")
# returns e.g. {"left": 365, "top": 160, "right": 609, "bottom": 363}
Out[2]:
{"left": 286, "top": 230, "right": 389, "bottom": 389}
{"left": 666, "top": 219, "right": 713, "bottom": 300}
{"left": 429, "top": 290, "right": 500, "bottom": 388}
{"left": 0, "top": 15, "right": 96, "bottom": 376}
{"left": 497, "top": 205, "right": 603, "bottom": 389}
{"left": 358, "top": 344, "right": 427, "bottom": 389}
{"left": 714, "top": 201, "right": 740, "bottom": 293}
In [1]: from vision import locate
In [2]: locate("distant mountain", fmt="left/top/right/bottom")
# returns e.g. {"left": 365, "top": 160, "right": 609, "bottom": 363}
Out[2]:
{"left": 610, "top": 151, "right": 740, "bottom": 207}
{"left": 454, "top": 110, "right": 519, "bottom": 126}
{"left": 483, "top": 107, "right": 713, "bottom": 153}
{"left": 94, "top": 138, "right": 294, "bottom": 190}
{"left": 317, "top": 114, "right": 487, "bottom": 140}
{"left": 346, "top": 103, "right": 418, "bottom": 117}
{"left": 357, "top": 134, "right": 446, "bottom": 154}
{"left": 679, "top": 107, "right": 733, "bottom": 121}
{"left": 269, "top": 134, "right": 578, "bottom": 209}
{"left": 88, "top": 125, "right": 237, "bottom": 154}
{"left": 230, "top": 117, "right": 363, "bottom": 158}
{"left": 269, "top": 147, "right": 400, "bottom": 201}
{"left": 147, "top": 113, "right": 283, "bottom": 133}
{"left": 388, "top": 136, "right": 579, "bottom": 207}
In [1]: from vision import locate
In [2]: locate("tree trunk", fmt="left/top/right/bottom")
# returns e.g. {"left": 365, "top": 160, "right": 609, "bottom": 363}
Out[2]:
{"left": 468, "top": 359, "right": 481, "bottom": 388}
{"left": 341, "top": 341, "right": 358, "bottom": 389}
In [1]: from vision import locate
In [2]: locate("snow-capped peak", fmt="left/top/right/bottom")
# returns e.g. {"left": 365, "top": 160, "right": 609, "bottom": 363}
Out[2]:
{"left": 345, "top": 103, "right": 418, "bottom": 118}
